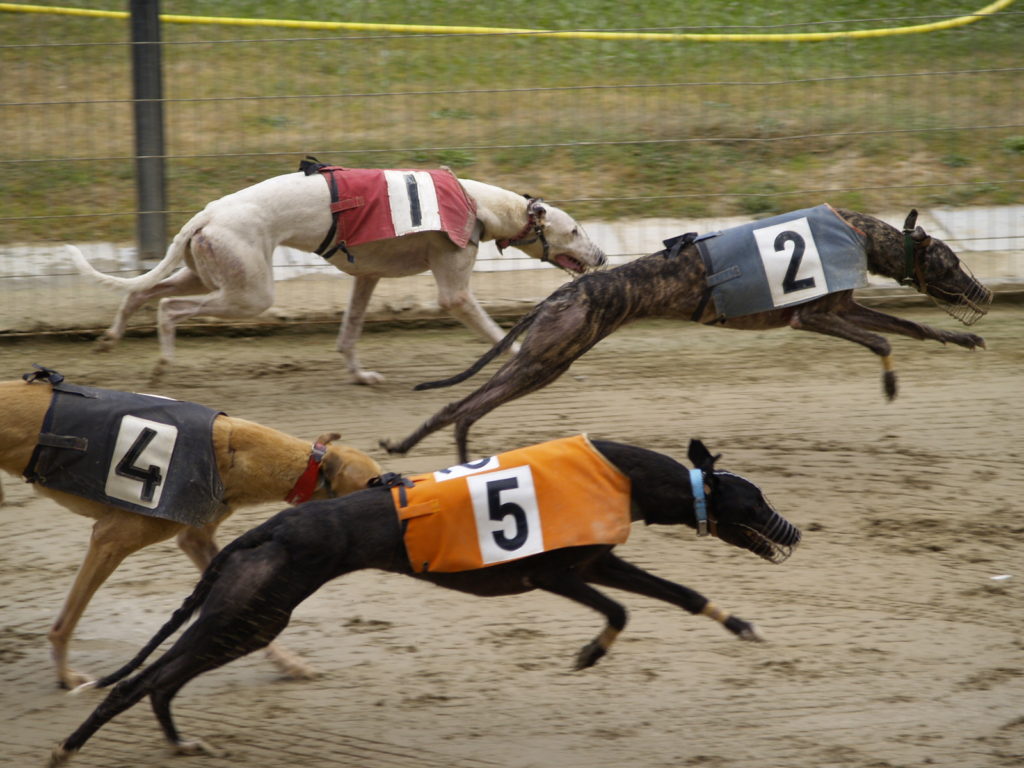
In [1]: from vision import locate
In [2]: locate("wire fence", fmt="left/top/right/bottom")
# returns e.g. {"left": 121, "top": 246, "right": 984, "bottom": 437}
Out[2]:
{"left": 1, "top": 3, "right": 1022, "bottom": 334}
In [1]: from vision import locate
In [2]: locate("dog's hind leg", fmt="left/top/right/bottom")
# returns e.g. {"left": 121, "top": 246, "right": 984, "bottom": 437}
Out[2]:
{"left": 50, "top": 668, "right": 157, "bottom": 766}
{"left": 386, "top": 307, "right": 594, "bottom": 460}
{"left": 149, "top": 230, "right": 275, "bottom": 380}
{"left": 385, "top": 353, "right": 575, "bottom": 462}
{"left": 53, "top": 540, "right": 308, "bottom": 764}
{"left": 95, "top": 268, "right": 206, "bottom": 353}
{"left": 148, "top": 663, "right": 226, "bottom": 757}
{"left": 151, "top": 284, "right": 272, "bottom": 379}
{"left": 153, "top": 702, "right": 222, "bottom": 757}
{"left": 137, "top": 546, "right": 309, "bottom": 752}
{"left": 53, "top": 639, "right": 239, "bottom": 764}
{"left": 585, "top": 551, "right": 763, "bottom": 641}
{"left": 175, "top": 520, "right": 315, "bottom": 679}
{"left": 337, "top": 275, "right": 385, "bottom": 385}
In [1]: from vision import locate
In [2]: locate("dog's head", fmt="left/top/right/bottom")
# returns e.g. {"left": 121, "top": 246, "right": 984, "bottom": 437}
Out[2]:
{"left": 518, "top": 198, "right": 607, "bottom": 274}
{"left": 314, "top": 432, "right": 384, "bottom": 498}
{"left": 900, "top": 210, "right": 992, "bottom": 325}
{"left": 687, "top": 439, "right": 801, "bottom": 564}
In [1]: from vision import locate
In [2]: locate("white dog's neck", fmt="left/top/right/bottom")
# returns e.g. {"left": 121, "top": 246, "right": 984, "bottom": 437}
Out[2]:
{"left": 458, "top": 179, "right": 533, "bottom": 242}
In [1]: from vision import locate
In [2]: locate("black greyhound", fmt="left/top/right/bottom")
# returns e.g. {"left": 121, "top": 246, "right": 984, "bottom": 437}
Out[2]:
{"left": 383, "top": 208, "right": 990, "bottom": 462}
{"left": 50, "top": 438, "right": 800, "bottom": 765}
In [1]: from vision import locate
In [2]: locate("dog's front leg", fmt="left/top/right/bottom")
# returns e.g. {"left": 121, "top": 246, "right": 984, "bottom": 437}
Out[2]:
{"left": 586, "top": 552, "right": 762, "bottom": 641}
{"left": 528, "top": 570, "right": 628, "bottom": 670}
{"left": 337, "top": 275, "right": 385, "bottom": 385}
{"left": 432, "top": 252, "right": 521, "bottom": 354}
{"left": 840, "top": 302, "right": 986, "bottom": 350}
{"left": 440, "top": 288, "right": 520, "bottom": 351}
{"left": 789, "top": 308, "right": 899, "bottom": 399}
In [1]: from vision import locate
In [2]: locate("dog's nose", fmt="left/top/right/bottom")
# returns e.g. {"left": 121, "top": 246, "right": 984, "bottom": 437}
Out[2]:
{"left": 595, "top": 251, "right": 607, "bottom": 267}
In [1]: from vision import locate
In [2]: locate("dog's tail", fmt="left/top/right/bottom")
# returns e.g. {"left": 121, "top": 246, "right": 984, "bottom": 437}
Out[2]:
{"left": 414, "top": 304, "right": 541, "bottom": 391}
{"left": 64, "top": 213, "right": 199, "bottom": 291}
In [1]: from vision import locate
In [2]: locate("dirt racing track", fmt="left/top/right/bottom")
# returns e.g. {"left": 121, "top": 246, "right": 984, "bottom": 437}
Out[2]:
{"left": 0, "top": 304, "right": 1022, "bottom": 767}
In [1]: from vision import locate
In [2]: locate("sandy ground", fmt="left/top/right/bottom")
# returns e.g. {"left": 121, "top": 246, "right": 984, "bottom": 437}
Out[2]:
{"left": 0, "top": 304, "right": 1021, "bottom": 768}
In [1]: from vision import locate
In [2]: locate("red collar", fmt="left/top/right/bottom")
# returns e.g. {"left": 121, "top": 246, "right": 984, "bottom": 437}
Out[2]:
{"left": 495, "top": 214, "right": 537, "bottom": 252}
{"left": 284, "top": 441, "right": 329, "bottom": 504}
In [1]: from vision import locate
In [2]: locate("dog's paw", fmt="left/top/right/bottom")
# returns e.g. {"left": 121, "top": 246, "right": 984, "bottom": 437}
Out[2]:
{"left": 278, "top": 658, "right": 319, "bottom": 681}
{"left": 378, "top": 439, "right": 412, "bottom": 456}
{"left": 962, "top": 332, "right": 986, "bottom": 350}
{"left": 265, "top": 643, "right": 317, "bottom": 680}
{"left": 93, "top": 336, "right": 116, "bottom": 353}
{"left": 352, "top": 369, "right": 385, "bottom": 385}
{"left": 882, "top": 371, "right": 897, "bottom": 400}
{"left": 736, "top": 623, "right": 765, "bottom": 642}
{"left": 49, "top": 744, "right": 76, "bottom": 768}
{"left": 574, "top": 639, "right": 607, "bottom": 670}
{"left": 723, "top": 615, "right": 764, "bottom": 641}
{"left": 59, "top": 668, "right": 95, "bottom": 691}
{"left": 174, "top": 738, "right": 223, "bottom": 757}
{"left": 148, "top": 359, "right": 170, "bottom": 386}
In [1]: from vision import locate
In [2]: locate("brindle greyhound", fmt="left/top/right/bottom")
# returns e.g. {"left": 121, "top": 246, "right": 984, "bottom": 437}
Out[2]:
{"left": 383, "top": 209, "right": 991, "bottom": 462}
{"left": 49, "top": 439, "right": 800, "bottom": 765}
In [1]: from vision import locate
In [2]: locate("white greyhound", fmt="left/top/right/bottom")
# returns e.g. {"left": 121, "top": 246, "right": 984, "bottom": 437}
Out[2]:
{"left": 66, "top": 166, "right": 606, "bottom": 384}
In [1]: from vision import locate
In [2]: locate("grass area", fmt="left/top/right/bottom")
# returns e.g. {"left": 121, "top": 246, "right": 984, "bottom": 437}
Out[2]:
{"left": 1, "top": 1, "right": 1022, "bottom": 242}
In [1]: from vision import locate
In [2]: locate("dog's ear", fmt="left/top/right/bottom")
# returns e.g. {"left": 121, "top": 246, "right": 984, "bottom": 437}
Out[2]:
{"left": 320, "top": 441, "right": 384, "bottom": 497}
{"left": 315, "top": 432, "right": 342, "bottom": 446}
{"left": 911, "top": 226, "right": 931, "bottom": 246}
{"left": 687, "top": 439, "right": 721, "bottom": 472}
{"left": 903, "top": 209, "right": 918, "bottom": 232}
{"left": 527, "top": 198, "right": 547, "bottom": 222}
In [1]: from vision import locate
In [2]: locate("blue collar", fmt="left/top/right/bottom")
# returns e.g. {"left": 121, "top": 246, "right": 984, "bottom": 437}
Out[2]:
{"left": 689, "top": 468, "right": 709, "bottom": 537}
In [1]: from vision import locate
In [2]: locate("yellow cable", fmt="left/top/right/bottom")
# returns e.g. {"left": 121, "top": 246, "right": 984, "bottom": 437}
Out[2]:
{"left": 0, "top": 0, "right": 1015, "bottom": 41}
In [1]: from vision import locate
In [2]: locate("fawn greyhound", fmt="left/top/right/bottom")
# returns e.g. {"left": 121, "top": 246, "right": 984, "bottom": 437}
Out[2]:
{"left": 49, "top": 436, "right": 799, "bottom": 765}
{"left": 383, "top": 207, "right": 991, "bottom": 462}
{"left": 0, "top": 366, "right": 381, "bottom": 689}
{"left": 66, "top": 159, "right": 605, "bottom": 384}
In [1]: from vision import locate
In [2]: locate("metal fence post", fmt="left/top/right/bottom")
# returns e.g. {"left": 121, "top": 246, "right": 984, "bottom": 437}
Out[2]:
{"left": 130, "top": 0, "right": 167, "bottom": 265}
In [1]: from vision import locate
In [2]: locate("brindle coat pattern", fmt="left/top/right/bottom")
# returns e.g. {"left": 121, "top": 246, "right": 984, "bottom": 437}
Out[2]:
{"left": 48, "top": 439, "right": 800, "bottom": 765}
{"left": 383, "top": 209, "right": 991, "bottom": 462}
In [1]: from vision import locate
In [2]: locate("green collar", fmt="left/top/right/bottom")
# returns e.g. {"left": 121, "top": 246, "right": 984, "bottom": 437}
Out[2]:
{"left": 900, "top": 228, "right": 920, "bottom": 288}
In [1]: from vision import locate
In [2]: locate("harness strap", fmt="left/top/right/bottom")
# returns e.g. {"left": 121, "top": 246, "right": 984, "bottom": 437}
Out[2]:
{"left": 661, "top": 232, "right": 713, "bottom": 323}
{"left": 22, "top": 364, "right": 64, "bottom": 385}
{"left": 371, "top": 471, "right": 415, "bottom": 506}
{"left": 314, "top": 171, "right": 341, "bottom": 256}
{"left": 688, "top": 468, "right": 710, "bottom": 537}
{"left": 691, "top": 288, "right": 714, "bottom": 323}
{"left": 284, "top": 440, "right": 329, "bottom": 504}
{"left": 300, "top": 157, "right": 358, "bottom": 263}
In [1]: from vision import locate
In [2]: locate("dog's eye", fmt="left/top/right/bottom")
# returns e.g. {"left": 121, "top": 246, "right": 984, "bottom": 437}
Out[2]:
{"left": 572, "top": 227, "right": 579, "bottom": 236}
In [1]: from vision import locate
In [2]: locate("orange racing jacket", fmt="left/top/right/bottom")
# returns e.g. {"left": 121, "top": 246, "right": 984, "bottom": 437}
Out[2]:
{"left": 392, "top": 434, "right": 632, "bottom": 573}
